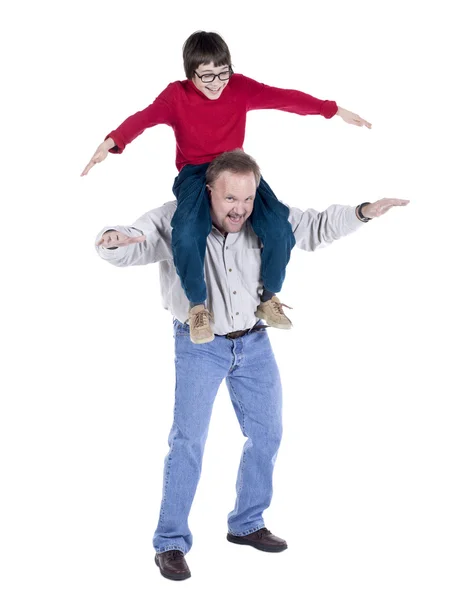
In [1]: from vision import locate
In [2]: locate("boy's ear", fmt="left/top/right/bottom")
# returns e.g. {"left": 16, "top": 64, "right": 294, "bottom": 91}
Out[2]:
{"left": 206, "top": 184, "right": 212, "bottom": 196}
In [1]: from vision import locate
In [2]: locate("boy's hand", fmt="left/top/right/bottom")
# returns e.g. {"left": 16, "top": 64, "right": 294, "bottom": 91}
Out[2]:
{"left": 337, "top": 107, "right": 372, "bottom": 129}
{"left": 96, "top": 230, "right": 146, "bottom": 248}
{"left": 81, "top": 139, "right": 115, "bottom": 176}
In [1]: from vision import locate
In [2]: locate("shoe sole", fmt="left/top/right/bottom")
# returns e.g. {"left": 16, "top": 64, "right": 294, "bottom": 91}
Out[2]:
{"left": 255, "top": 311, "right": 292, "bottom": 330}
{"left": 154, "top": 555, "right": 191, "bottom": 580}
{"left": 190, "top": 334, "right": 215, "bottom": 344}
{"left": 227, "top": 533, "right": 287, "bottom": 553}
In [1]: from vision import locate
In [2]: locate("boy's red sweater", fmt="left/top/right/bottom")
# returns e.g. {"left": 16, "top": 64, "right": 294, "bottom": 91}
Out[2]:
{"left": 107, "top": 74, "right": 338, "bottom": 172}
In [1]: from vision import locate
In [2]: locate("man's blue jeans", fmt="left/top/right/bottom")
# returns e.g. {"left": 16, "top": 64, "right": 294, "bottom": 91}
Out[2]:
{"left": 153, "top": 320, "right": 283, "bottom": 555}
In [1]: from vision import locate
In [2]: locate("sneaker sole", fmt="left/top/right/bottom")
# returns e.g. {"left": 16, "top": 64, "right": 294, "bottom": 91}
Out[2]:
{"left": 255, "top": 311, "right": 292, "bottom": 330}
{"left": 154, "top": 555, "right": 191, "bottom": 580}
{"left": 226, "top": 533, "right": 288, "bottom": 553}
{"left": 190, "top": 334, "right": 215, "bottom": 344}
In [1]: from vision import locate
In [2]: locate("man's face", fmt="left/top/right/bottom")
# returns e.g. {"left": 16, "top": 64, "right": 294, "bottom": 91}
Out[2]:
{"left": 192, "top": 62, "right": 231, "bottom": 100}
{"left": 207, "top": 170, "right": 256, "bottom": 234}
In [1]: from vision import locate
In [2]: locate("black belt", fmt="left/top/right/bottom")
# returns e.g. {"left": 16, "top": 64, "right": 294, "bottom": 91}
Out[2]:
{"left": 224, "top": 325, "right": 268, "bottom": 339}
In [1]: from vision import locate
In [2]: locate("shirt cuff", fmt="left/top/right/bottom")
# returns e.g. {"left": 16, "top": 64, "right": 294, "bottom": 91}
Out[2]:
{"left": 105, "top": 132, "right": 124, "bottom": 154}
{"left": 320, "top": 100, "right": 338, "bottom": 119}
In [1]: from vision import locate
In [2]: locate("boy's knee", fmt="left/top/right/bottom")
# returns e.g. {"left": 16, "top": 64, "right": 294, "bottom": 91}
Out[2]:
{"left": 262, "top": 218, "right": 294, "bottom": 243}
{"left": 173, "top": 221, "right": 210, "bottom": 245}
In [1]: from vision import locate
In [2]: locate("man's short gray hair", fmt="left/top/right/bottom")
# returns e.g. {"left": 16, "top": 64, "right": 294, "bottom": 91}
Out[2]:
{"left": 206, "top": 150, "right": 261, "bottom": 187}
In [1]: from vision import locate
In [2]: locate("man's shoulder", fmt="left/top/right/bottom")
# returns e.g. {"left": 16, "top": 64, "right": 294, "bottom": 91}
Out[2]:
{"left": 155, "top": 200, "right": 177, "bottom": 220}
{"left": 136, "top": 201, "right": 177, "bottom": 227}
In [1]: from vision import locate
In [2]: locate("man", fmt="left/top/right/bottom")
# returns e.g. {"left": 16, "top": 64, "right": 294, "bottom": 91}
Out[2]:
{"left": 95, "top": 150, "right": 409, "bottom": 581}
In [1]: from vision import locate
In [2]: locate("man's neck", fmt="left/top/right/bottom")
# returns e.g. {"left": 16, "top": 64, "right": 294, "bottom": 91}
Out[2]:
{"left": 211, "top": 220, "right": 227, "bottom": 238}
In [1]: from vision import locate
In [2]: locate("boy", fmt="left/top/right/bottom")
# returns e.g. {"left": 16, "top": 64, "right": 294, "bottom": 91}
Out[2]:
{"left": 82, "top": 31, "right": 371, "bottom": 343}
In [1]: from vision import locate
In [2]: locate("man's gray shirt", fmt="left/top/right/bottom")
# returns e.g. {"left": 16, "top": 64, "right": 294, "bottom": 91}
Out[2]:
{"left": 95, "top": 201, "right": 364, "bottom": 335}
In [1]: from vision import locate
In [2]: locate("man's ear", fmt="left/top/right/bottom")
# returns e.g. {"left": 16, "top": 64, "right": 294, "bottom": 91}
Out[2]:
{"left": 206, "top": 184, "right": 212, "bottom": 197}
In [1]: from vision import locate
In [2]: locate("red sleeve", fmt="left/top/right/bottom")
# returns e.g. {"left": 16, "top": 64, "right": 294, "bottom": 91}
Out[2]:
{"left": 237, "top": 74, "right": 338, "bottom": 119}
{"left": 105, "top": 83, "right": 176, "bottom": 154}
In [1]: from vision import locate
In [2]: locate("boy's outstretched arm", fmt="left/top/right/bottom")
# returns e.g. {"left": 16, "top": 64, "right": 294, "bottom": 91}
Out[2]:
{"left": 81, "top": 137, "right": 116, "bottom": 176}
{"left": 241, "top": 75, "right": 371, "bottom": 128}
{"left": 80, "top": 83, "right": 175, "bottom": 176}
{"left": 336, "top": 106, "right": 372, "bottom": 128}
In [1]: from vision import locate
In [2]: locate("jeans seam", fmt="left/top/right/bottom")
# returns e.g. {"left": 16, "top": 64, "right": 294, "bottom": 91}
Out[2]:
{"left": 228, "top": 376, "right": 247, "bottom": 502}
{"left": 228, "top": 376, "right": 247, "bottom": 436}
{"left": 159, "top": 346, "right": 180, "bottom": 527}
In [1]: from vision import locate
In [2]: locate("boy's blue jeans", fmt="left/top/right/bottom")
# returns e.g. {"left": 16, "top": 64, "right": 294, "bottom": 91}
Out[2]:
{"left": 153, "top": 320, "right": 283, "bottom": 555}
{"left": 171, "top": 163, "right": 296, "bottom": 303}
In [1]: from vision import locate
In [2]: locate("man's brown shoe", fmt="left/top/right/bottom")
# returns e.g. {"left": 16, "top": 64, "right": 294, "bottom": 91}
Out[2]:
{"left": 227, "top": 527, "right": 288, "bottom": 553}
{"left": 188, "top": 304, "right": 214, "bottom": 344}
{"left": 255, "top": 296, "right": 293, "bottom": 329}
{"left": 154, "top": 550, "right": 191, "bottom": 581}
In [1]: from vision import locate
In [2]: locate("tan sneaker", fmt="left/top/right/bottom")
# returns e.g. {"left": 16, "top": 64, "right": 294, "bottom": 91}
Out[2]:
{"left": 255, "top": 296, "right": 293, "bottom": 329}
{"left": 188, "top": 304, "right": 214, "bottom": 344}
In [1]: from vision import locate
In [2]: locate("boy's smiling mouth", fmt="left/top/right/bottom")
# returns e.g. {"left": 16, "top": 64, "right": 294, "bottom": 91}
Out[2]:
{"left": 206, "top": 85, "right": 223, "bottom": 96}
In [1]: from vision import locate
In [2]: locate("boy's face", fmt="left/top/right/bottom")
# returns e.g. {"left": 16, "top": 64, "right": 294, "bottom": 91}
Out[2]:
{"left": 207, "top": 170, "right": 256, "bottom": 235}
{"left": 192, "top": 62, "right": 231, "bottom": 100}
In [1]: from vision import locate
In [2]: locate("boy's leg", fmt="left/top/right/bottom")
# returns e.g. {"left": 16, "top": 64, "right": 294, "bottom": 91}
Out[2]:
{"left": 153, "top": 321, "right": 231, "bottom": 556}
{"left": 171, "top": 164, "right": 214, "bottom": 344}
{"left": 225, "top": 328, "right": 284, "bottom": 536}
{"left": 249, "top": 177, "right": 296, "bottom": 329}
{"left": 171, "top": 163, "right": 211, "bottom": 304}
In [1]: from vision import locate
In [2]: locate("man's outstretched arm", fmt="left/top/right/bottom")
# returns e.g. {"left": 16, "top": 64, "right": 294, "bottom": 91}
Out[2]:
{"left": 289, "top": 198, "right": 409, "bottom": 251}
{"left": 95, "top": 202, "right": 176, "bottom": 267}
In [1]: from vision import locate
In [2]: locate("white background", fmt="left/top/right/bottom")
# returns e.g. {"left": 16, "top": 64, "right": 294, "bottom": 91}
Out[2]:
{"left": 1, "top": 0, "right": 448, "bottom": 598}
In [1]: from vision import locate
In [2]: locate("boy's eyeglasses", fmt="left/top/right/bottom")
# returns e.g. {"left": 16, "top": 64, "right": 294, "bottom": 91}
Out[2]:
{"left": 194, "top": 67, "right": 233, "bottom": 83}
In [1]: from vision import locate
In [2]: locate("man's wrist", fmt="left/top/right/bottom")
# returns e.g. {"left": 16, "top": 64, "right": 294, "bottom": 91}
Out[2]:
{"left": 355, "top": 202, "right": 372, "bottom": 222}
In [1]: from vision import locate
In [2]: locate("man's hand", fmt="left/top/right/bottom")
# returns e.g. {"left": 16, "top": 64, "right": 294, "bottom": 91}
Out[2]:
{"left": 81, "top": 138, "right": 115, "bottom": 176}
{"left": 362, "top": 198, "right": 410, "bottom": 219}
{"left": 337, "top": 107, "right": 372, "bottom": 129}
{"left": 96, "top": 230, "right": 146, "bottom": 248}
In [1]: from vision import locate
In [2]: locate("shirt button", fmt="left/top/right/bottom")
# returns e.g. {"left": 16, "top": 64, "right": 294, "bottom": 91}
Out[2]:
{"left": 233, "top": 291, "right": 237, "bottom": 295}
{"left": 236, "top": 312, "right": 239, "bottom": 315}
{"left": 229, "top": 268, "right": 232, "bottom": 272}
{"left": 226, "top": 246, "right": 229, "bottom": 250}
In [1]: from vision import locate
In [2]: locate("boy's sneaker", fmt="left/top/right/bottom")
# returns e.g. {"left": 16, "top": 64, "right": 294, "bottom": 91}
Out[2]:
{"left": 188, "top": 304, "right": 214, "bottom": 344}
{"left": 255, "top": 296, "right": 293, "bottom": 329}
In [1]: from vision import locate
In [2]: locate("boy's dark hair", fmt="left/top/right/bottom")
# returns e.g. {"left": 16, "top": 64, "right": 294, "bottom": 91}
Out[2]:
{"left": 206, "top": 150, "right": 261, "bottom": 188}
{"left": 183, "top": 31, "right": 232, "bottom": 79}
